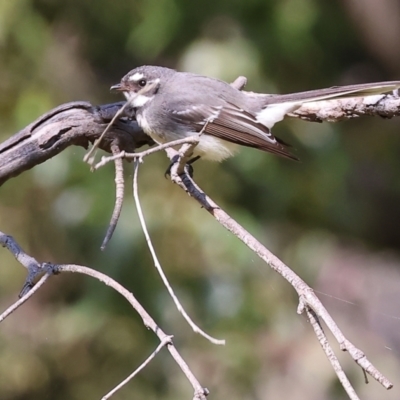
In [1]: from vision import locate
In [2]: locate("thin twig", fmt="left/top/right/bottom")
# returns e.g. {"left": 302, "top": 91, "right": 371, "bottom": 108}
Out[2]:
{"left": 85, "top": 80, "right": 163, "bottom": 167}
{"left": 57, "top": 264, "right": 209, "bottom": 400}
{"left": 93, "top": 136, "right": 200, "bottom": 170}
{"left": 304, "top": 306, "right": 360, "bottom": 400}
{"left": 132, "top": 159, "right": 225, "bottom": 345}
{"left": 83, "top": 101, "right": 131, "bottom": 167}
{"left": 102, "top": 335, "right": 174, "bottom": 400}
{"left": 101, "top": 143, "right": 125, "bottom": 250}
{"left": 0, "top": 273, "right": 51, "bottom": 322}
{"left": 298, "top": 292, "right": 393, "bottom": 389}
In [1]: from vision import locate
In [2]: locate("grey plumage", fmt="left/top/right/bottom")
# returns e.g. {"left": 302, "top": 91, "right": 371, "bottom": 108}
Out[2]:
{"left": 112, "top": 66, "right": 400, "bottom": 162}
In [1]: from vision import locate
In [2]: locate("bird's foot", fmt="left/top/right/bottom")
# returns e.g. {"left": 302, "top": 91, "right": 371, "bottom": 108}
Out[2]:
{"left": 164, "top": 155, "right": 201, "bottom": 178}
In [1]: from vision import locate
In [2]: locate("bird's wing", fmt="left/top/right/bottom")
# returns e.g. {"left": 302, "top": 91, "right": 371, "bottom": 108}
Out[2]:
{"left": 170, "top": 102, "right": 297, "bottom": 160}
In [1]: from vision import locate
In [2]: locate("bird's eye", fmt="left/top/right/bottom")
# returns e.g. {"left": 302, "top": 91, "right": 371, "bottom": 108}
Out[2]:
{"left": 138, "top": 79, "right": 147, "bottom": 87}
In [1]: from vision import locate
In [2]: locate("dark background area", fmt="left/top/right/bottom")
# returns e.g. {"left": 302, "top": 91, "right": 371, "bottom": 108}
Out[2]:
{"left": 1, "top": 1, "right": 400, "bottom": 399}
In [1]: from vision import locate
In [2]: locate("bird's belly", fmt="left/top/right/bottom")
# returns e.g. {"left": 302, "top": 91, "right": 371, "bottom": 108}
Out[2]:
{"left": 155, "top": 130, "right": 237, "bottom": 162}
{"left": 193, "top": 135, "right": 238, "bottom": 161}
{"left": 137, "top": 114, "right": 237, "bottom": 161}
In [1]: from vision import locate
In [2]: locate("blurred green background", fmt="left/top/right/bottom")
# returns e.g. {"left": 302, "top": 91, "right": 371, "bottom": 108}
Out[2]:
{"left": 1, "top": 0, "right": 400, "bottom": 399}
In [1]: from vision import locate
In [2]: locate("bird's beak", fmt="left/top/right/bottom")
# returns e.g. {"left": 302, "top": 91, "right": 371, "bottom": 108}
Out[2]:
{"left": 110, "top": 83, "right": 122, "bottom": 91}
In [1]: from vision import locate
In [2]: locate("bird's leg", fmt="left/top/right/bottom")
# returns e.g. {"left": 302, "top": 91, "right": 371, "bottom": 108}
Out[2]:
{"left": 165, "top": 120, "right": 209, "bottom": 177}
{"left": 188, "top": 155, "right": 201, "bottom": 165}
{"left": 164, "top": 155, "right": 201, "bottom": 178}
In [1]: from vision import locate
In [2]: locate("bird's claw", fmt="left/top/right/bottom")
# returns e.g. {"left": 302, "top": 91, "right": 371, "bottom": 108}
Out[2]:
{"left": 164, "top": 155, "right": 200, "bottom": 178}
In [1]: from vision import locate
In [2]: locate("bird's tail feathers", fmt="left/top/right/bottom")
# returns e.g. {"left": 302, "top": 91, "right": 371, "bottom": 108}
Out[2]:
{"left": 260, "top": 81, "right": 400, "bottom": 105}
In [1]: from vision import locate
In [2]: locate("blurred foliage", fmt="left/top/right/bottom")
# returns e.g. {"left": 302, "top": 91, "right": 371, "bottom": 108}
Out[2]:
{"left": 1, "top": 0, "right": 400, "bottom": 399}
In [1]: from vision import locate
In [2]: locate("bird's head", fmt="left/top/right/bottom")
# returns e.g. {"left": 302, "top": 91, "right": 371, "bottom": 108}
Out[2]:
{"left": 111, "top": 65, "right": 175, "bottom": 108}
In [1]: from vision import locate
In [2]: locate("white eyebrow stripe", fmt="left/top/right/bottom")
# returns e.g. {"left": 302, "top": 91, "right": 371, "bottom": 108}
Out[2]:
{"left": 129, "top": 72, "right": 144, "bottom": 82}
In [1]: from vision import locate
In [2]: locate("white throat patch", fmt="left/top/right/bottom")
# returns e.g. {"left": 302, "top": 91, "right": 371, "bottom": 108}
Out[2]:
{"left": 124, "top": 92, "right": 153, "bottom": 107}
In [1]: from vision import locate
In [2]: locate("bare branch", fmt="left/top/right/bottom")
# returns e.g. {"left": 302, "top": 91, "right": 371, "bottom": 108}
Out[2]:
{"left": 0, "top": 101, "right": 153, "bottom": 186}
{"left": 169, "top": 165, "right": 393, "bottom": 392}
{"left": 289, "top": 92, "right": 400, "bottom": 122}
{"left": 242, "top": 90, "right": 400, "bottom": 122}
{"left": 100, "top": 143, "right": 126, "bottom": 250}
{"left": 58, "top": 264, "right": 209, "bottom": 400}
{"left": 0, "top": 232, "right": 39, "bottom": 269}
{"left": 93, "top": 136, "right": 200, "bottom": 170}
{"left": 304, "top": 306, "right": 360, "bottom": 400}
{"left": 83, "top": 100, "right": 134, "bottom": 166}
{"left": 0, "top": 273, "right": 50, "bottom": 322}
{"left": 298, "top": 292, "right": 393, "bottom": 389}
{"left": 102, "top": 335, "right": 174, "bottom": 400}
{"left": 132, "top": 160, "right": 225, "bottom": 345}
{"left": 230, "top": 75, "right": 247, "bottom": 90}
{"left": 0, "top": 233, "right": 209, "bottom": 400}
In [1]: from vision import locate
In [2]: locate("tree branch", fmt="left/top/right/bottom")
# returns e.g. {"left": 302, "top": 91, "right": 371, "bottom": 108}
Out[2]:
{"left": 132, "top": 159, "right": 224, "bottom": 345}
{"left": 100, "top": 142, "right": 126, "bottom": 250}
{"left": 0, "top": 232, "right": 209, "bottom": 400}
{"left": 168, "top": 160, "right": 393, "bottom": 392}
{"left": 0, "top": 101, "right": 153, "bottom": 186}
{"left": 289, "top": 91, "right": 400, "bottom": 122}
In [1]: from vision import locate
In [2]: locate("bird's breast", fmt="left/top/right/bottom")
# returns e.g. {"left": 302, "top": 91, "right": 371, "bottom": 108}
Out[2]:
{"left": 136, "top": 112, "right": 166, "bottom": 143}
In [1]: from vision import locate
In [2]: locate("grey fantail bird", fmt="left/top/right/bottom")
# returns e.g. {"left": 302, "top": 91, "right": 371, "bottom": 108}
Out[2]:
{"left": 111, "top": 66, "right": 400, "bottom": 162}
